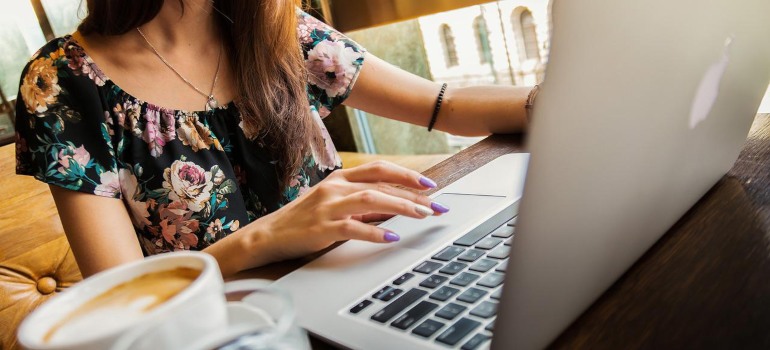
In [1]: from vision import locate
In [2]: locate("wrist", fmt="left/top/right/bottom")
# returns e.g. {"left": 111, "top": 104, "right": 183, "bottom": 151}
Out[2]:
{"left": 203, "top": 220, "right": 276, "bottom": 277}
{"left": 525, "top": 84, "right": 540, "bottom": 121}
{"left": 238, "top": 220, "right": 280, "bottom": 267}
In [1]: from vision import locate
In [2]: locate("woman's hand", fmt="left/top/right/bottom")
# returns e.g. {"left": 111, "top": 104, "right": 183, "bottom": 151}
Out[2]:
{"left": 242, "top": 161, "right": 450, "bottom": 266}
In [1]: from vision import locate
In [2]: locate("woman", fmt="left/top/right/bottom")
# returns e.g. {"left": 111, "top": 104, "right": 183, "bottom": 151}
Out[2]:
{"left": 15, "top": 0, "right": 532, "bottom": 278}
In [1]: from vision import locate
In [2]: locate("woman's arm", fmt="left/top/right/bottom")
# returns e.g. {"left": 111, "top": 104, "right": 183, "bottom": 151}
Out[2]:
{"left": 51, "top": 161, "right": 441, "bottom": 278}
{"left": 206, "top": 161, "right": 442, "bottom": 276}
{"left": 52, "top": 184, "right": 261, "bottom": 277}
{"left": 49, "top": 186, "right": 144, "bottom": 278}
{"left": 344, "top": 53, "right": 532, "bottom": 136}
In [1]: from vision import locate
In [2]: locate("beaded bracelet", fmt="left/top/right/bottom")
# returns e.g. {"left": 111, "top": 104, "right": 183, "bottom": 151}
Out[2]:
{"left": 427, "top": 83, "right": 448, "bottom": 132}
{"left": 525, "top": 84, "right": 540, "bottom": 121}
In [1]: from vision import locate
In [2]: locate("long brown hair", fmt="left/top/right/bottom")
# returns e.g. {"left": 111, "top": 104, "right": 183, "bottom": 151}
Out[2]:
{"left": 79, "top": 0, "right": 323, "bottom": 188}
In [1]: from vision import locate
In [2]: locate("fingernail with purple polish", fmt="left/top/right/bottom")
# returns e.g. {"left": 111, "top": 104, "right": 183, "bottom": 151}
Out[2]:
{"left": 419, "top": 176, "right": 437, "bottom": 188}
{"left": 431, "top": 202, "right": 450, "bottom": 214}
{"left": 384, "top": 232, "right": 400, "bottom": 242}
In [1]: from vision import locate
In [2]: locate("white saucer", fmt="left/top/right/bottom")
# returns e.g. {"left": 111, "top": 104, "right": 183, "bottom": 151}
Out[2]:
{"left": 187, "top": 303, "right": 275, "bottom": 350}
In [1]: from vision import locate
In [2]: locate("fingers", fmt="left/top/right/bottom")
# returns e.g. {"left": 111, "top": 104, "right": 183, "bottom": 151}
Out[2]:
{"left": 329, "top": 190, "right": 435, "bottom": 219}
{"left": 353, "top": 213, "right": 395, "bottom": 223}
{"left": 329, "top": 219, "right": 401, "bottom": 243}
{"left": 316, "top": 180, "right": 449, "bottom": 216}
{"left": 339, "top": 160, "right": 437, "bottom": 190}
{"left": 351, "top": 182, "right": 450, "bottom": 217}
{"left": 347, "top": 182, "right": 434, "bottom": 209}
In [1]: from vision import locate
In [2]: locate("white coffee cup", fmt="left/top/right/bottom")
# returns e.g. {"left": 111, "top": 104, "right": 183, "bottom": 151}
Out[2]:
{"left": 17, "top": 252, "right": 228, "bottom": 350}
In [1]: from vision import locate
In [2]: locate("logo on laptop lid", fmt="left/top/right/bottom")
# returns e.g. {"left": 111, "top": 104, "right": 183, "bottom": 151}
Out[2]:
{"left": 689, "top": 36, "right": 734, "bottom": 129}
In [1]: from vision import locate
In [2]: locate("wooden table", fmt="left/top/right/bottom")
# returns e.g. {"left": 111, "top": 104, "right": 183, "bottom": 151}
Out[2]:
{"left": 235, "top": 114, "right": 770, "bottom": 349}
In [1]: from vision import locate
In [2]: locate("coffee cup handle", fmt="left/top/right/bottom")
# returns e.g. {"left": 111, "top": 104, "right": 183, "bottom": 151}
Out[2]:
{"left": 222, "top": 279, "right": 294, "bottom": 333}
{"left": 223, "top": 279, "right": 273, "bottom": 294}
{"left": 190, "top": 279, "right": 302, "bottom": 350}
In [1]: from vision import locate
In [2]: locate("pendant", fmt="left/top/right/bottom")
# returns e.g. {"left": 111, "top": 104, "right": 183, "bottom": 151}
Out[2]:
{"left": 205, "top": 95, "right": 219, "bottom": 111}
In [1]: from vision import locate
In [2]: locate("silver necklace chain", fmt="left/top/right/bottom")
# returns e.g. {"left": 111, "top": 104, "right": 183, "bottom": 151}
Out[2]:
{"left": 136, "top": 27, "right": 222, "bottom": 111}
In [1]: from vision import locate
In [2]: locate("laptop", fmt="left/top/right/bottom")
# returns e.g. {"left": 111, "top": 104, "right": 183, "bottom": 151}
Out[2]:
{"left": 272, "top": 0, "right": 770, "bottom": 349}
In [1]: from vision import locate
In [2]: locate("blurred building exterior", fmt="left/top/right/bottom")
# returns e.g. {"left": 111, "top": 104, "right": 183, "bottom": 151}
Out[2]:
{"left": 419, "top": 0, "right": 550, "bottom": 88}
{"left": 416, "top": 0, "right": 550, "bottom": 149}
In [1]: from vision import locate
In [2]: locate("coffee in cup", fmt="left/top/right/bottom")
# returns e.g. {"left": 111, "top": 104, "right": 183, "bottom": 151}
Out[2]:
{"left": 43, "top": 266, "right": 202, "bottom": 345}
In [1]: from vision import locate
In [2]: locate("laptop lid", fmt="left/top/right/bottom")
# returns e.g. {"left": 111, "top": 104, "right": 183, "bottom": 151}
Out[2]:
{"left": 494, "top": 0, "right": 770, "bottom": 348}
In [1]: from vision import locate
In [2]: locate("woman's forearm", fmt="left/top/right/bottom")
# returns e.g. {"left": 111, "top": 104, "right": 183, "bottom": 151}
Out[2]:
{"left": 345, "top": 54, "right": 532, "bottom": 136}
{"left": 437, "top": 85, "right": 531, "bottom": 136}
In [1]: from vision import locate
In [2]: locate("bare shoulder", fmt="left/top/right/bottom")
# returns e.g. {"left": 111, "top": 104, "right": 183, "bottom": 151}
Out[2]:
{"left": 71, "top": 31, "right": 147, "bottom": 81}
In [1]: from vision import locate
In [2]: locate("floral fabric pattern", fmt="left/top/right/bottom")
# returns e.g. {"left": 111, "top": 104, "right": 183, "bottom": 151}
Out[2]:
{"left": 15, "top": 12, "right": 365, "bottom": 255}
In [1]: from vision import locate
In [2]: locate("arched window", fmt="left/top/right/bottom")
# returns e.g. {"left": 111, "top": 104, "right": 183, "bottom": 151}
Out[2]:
{"left": 473, "top": 16, "right": 492, "bottom": 64}
{"left": 513, "top": 8, "right": 541, "bottom": 61}
{"left": 439, "top": 24, "right": 459, "bottom": 67}
{"left": 520, "top": 10, "right": 540, "bottom": 60}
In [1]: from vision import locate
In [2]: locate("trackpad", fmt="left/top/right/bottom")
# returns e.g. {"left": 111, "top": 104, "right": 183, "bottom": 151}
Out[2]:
{"left": 380, "top": 193, "right": 507, "bottom": 250}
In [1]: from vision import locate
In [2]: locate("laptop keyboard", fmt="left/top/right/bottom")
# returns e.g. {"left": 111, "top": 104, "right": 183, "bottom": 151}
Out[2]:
{"left": 347, "top": 202, "right": 518, "bottom": 349}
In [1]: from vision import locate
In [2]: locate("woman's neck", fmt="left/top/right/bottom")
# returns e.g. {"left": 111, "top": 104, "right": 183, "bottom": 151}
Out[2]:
{"left": 71, "top": 0, "right": 236, "bottom": 112}
{"left": 139, "top": 0, "right": 221, "bottom": 51}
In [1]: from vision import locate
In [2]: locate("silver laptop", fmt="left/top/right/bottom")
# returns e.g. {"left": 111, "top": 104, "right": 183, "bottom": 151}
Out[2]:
{"left": 273, "top": 0, "right": 770, "bottom": 349}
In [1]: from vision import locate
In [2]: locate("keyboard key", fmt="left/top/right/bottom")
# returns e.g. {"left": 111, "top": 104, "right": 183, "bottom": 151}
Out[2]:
{"left": 372, "top": 286, "right": 403, "bottom": 301}
{"left": 439, "top": 261, "right": 468, "bottom": 275}
{"left": 435, "top": 318, "right": 481, "bottom": 346}
{"left": 420, "top": 275, "right": 449, "bottom": 289}
{"left": 393, "top": 273, "right": 415, "bottom": 286}
{"left": 491, "top": 225, "right": 515, "bottom": 238}
{"left": 491, "top": 288, "right": 503, "bottom": 300}
{"left": 469, "top": 301, "right": 498, "bottom": 318}
{"left": 504, "top": 237, "right": 513, "bottom": 246}
{"left": 412, "top": 319, "right": 445, "bottom": 338}
{"left": 391, "top": 301, "right": 439, "bottom": 330}
{"left": 477, "top": 273, "right": 505, "bottom": 288}
{"left": 469, "top": 259, "right": 498, "bottom": 273}
{"left": 485, "top": 320, "right": 495, "bottom": 331}
{"left": 371, "top": 289, "right": 427, "bottom": 323}
{"left": 454, "top": 229, "right": 493, "bottom": 247}
{"left": 372, "top": 286, "right": 389, "bottom": 298}
{"left": 454, "top": 204, "right": 517, "bottom": 247}
{"left": 413, "top": 261, "right": 443, "bottom": 274}
{"left": 379, "top": 289, "right": 403, "bottom": 302}
{"left": 432, "top": 246, "right": 466, "bottom": 261}
{"left": 450, "top": 272, "right": 480, "bottom": 287}
{"left": 457, "top": 249, "right": 485, "bottom": 262}
{"left": 495, "top": 259, "right": 508, "bottom": 272}
{"left": 430, "top": 286, "right": 460, "bottom": 302}
{"left": 349, "top": 300, "right": 373, "bottom": 314}
{"left": 462, "top": 333, "right": 492, "bottom": 350}
{"left": 457, "top": 287, "right": 488, "bottom": 303}
{"left": 507, "top": 217, "right": 518, "bottom": 226}
{"left": 488, "top": 245, "right": 510, "bottom": 259}
{"left": 435, "top": 302, "right": 467, "bottom": 320}
{"left": 475, "top": 237, "right": 503, "bottom": 250}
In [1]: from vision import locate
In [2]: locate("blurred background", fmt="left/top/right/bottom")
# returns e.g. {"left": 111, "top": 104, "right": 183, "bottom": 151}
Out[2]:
{"left": 1, "top": 0, "right": 768, "bottom": 154}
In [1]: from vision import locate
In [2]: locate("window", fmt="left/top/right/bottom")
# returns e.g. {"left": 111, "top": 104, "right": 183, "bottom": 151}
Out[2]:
{"left": 0, "top": 2, "right": 46, "bottom": 100}
{"left": 0, "top": 0, "right": 82, "bottom": 101}
{"left": 513, "top": 8, "right": 541, "bottom": 62}
{"left": 473, "top": 16, "right": 492, "bottom": 64}
{"left": 439, "top": 24, "right": 459, "bottom": 67}
{"left": 41, "top": 0, "right": 84, "bottom": 37}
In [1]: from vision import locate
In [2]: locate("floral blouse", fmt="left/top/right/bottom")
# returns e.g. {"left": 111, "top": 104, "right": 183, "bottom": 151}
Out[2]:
{"left": 15, "top": 12, "right": 366, "bottom": 255}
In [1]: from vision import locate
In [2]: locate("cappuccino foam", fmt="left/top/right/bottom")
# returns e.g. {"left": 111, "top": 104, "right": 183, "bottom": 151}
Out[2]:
{"left": 44, "top": 267, "right": 201, "bottom": 344}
